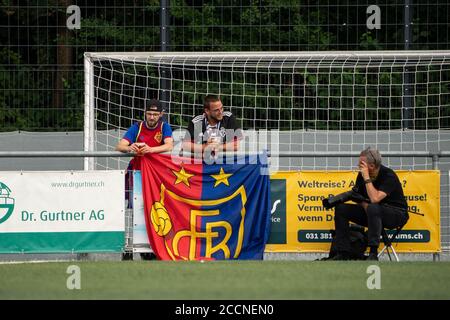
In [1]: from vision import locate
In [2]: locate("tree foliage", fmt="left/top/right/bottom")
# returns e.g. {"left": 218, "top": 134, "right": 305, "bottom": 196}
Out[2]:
{"left": 0, "top": 1, "right": 448, "bottom": 131}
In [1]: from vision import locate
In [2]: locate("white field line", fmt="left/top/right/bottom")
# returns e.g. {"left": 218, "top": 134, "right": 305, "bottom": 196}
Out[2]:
{"left": 0, "top": 260, "right": 75, "bottom": 265}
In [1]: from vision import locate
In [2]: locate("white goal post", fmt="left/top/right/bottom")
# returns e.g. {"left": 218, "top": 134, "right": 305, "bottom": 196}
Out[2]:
{"left": 84, "top": 51, "right": 450, "bottom": 171}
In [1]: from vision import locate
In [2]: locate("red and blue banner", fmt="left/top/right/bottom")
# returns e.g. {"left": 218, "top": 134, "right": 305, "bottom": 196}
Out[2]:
{"left": 140, "top": 153, "right": 271, "bottom": 260}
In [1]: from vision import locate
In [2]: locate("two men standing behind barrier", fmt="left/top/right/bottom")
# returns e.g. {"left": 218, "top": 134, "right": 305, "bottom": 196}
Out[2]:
{"left": 115, "top": 95, "right": 242, "bottom": 260}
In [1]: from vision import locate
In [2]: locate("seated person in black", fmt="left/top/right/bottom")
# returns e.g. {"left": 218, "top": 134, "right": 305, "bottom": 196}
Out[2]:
{"left": 332, "top": 147, "right": 409, "bottom": 261}
{"left": 182, "top": 94, "right": 243, "bottom": 157}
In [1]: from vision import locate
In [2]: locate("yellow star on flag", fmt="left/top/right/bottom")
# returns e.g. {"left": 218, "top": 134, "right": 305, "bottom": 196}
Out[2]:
{"left": 172, "top": 167, "right": 194, "bottom": 187}
{"left": 211, "top": 167, "right": 232, "bottom": 187}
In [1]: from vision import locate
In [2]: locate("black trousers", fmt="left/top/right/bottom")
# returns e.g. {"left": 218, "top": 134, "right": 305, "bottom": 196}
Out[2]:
{"left": 334, "top": 203, "right": 409, "bottom": 252}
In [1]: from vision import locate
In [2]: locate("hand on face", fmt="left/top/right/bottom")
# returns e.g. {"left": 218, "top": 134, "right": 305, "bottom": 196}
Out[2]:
{"left": 359, "top": 159, "right": 370, "bottom": 180}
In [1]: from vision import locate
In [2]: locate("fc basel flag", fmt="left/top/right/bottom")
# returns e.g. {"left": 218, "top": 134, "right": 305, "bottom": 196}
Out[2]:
{"left": 140, "top": 153, "right": 271, "bottom": 260}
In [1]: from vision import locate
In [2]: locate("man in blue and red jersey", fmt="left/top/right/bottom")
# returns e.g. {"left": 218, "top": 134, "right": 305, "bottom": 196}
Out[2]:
{"left": 116, "top": 99, "right": 173, "bottom": 168}
{"left": 116, "top": 99, "right": 173, "bottom": 260}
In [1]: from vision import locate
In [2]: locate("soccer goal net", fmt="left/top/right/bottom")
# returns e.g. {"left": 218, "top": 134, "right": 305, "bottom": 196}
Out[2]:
{"left": 84, "top": 51, "right": 450, "bottom": 253}
{"left": 84, "top": 51, "right": 450, "bottom": 172}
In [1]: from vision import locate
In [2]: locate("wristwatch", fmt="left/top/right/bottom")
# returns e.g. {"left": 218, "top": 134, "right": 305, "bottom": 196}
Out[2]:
{"left": 364, "top": 178, "right": 372, "bottom": 184}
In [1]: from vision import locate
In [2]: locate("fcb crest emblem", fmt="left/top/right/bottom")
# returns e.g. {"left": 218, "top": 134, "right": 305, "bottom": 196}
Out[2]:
{"left": 154, "top": 131, "right": 163, "bottom": 143}
{"left": 149, "top": 183, "right": 247, "bottom": 260}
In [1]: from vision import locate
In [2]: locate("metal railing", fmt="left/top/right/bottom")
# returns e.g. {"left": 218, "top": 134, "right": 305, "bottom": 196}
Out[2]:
{"left": 1, "top": 150, "right": 449, "bottom": 159}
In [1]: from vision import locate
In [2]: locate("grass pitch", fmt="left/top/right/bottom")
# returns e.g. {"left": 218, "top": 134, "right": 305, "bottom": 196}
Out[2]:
{"left": 1, "top": 260, "right": 450, "bottom": 300}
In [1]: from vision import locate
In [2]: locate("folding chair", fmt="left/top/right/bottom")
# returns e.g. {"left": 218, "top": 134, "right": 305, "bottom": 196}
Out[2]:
{"left": 378, "top": 226, "right": 403, "bottom": 261}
